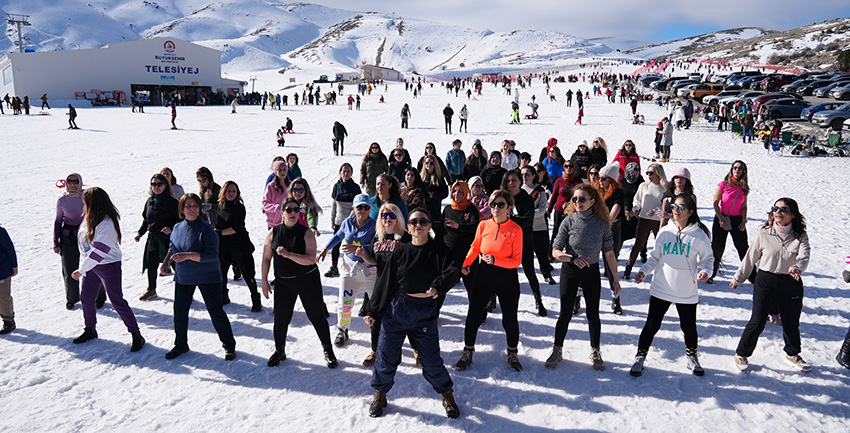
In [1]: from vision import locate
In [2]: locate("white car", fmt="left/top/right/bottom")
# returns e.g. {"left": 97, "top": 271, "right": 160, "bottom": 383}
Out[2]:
{"left": 830, "top": 83, "right": 850, "bottom": 100}
{"left": 704, "top": 90, "right": 743, "bottom": 106}
{"left": 677, "top": 84, "right": 700, "bottom": 98}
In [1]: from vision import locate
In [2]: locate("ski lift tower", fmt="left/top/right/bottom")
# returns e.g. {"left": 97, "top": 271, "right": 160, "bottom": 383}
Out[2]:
{"left": 6, "top": 14, "right": 32, "bottom": 53}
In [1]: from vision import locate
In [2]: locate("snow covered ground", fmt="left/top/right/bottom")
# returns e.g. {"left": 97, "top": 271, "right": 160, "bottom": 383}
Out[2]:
{"left": 1, "top": 64, "right": 849, "bottom": 432}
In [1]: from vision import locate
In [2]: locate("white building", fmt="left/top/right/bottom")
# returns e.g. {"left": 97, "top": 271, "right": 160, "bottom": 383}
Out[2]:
{"left": 0, "top": 37, "right": 244, "bottom": 106}
{"left": 361, "top": 64, "right": 404, "bottom": 82}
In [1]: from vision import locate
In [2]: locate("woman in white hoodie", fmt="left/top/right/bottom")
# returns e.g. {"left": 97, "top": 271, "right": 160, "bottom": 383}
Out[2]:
{"left": 630, "top": 194, "right": 713, "bottom": 377}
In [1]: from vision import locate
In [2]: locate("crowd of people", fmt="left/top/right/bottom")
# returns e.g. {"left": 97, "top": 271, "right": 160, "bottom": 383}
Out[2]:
{"left": 2, "top": 73, "right": 848, "bottom": 422}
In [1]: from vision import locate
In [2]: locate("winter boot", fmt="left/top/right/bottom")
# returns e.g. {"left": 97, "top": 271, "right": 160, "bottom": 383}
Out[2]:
{"left": 334, "top": 328, "right": 349, "bottom": 347}
{"left": 251, "top": 293, "right": 262, "bottom": 312}
{"left": 73, "top": 327, "right": 98, "bottom": 344}
{"left": 441, "top": 391, "right": 460, "bottom": 419}
{"left": 369, "top": 390, "right": 388, "bottom": 417}
{"left": 623, "top": 264, "right": 633, "bottom": 280}
{"left": 0, "top": 319, "right": 16, "bottom": 334}
{"left": 130, "top": 331, "right": 146, "bottom": 352}
{"left": 533, "top": 292, "right": 548, "bottom": 317}
{"left": 455, "top": 348, "right": 474, "bottom": 371}
{"left": 165, "top": 346, "right": 190, "bottom": 360}
{"left": 324, "top": 266, "right": 339, "bottom": 278}
{"left": 221, "top": 288, "right": 231, "bottom": 306}
{"left": 139, "top": 289, "right": 157, "bottom": 301}
{"left": 544, "top": 346, "right": 563, "bottom": 369}
{"left": 836, "top": 335, "right": 850, "bottom": 369}
{"left": 734, "top": 354, "right": 749, "bottom": 372}
{"left": 224, "top": 347, "right": 237, "bottom": 361}
{"left": 630, "top": 354, "right": 646, "bottom": 377}
{"left": 363, "top": 351, "right": 377, "bottom": 367}
{"left": 590, "top": 347, "right": 605, "bottom": 371}
{"left": 686, "top": 352, "right": 705, "bottom": 376}
{"left": 268, "top": 346, "right": 286, "bottom": 367}
{"left": 358, "top": 294, "right": 370, "bottom": 317}
{"left": 612, "top": 297, "right": 623, "bottom": 315}
{"left": 323, "top": 344, "right": 339, "bottom": 368}
{"left": 640, "top": 250, "right": 648, "bottom": 263}
{"left": 544, "top": 274, "right": 557, "bottom": 285}
{"left": 507, "top": 349, "right": 523, "bottom": 371}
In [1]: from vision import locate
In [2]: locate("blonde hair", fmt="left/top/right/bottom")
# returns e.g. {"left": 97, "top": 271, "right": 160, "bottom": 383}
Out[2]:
{"left": 592, "top": 137, "right": 608, "bottom": 154}
{"left": 648, "top": 163, "right": 669, "bottom": 190}
{"left": 375, "top": 203, "right": 406, "bottom": 240}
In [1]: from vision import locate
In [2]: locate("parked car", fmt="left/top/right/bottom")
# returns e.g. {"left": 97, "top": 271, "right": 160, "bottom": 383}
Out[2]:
{"left": 759, "top": 75, "right": 796, "bottom": 92}
{"left": 762, "top": 98, "right": 810, "bottom": 119}
{"left": 676, "top": 83, "right": 700, "bottom": 98}
{"left": 668, "top": 79, "right": 699, "bottom": 95}
{"left": 651, "top": 76, "right": 688, "bottom": 91}
{"left": 738, "top": 75, "right": 767, "bottom": 89}
{"left": 814, "top": 81, "right": 850, "bottom": 97}
{"left": 704, "top": 89, "right": 743, "bottom": 107}
{"left": 752, "top": 92, "right": 802, "bottom": 110}
{"left": 829, "top": 84, "right": 850, "bottom": 100}
{"left": 724, "top": 71, "right": 762, "bottom": 85}
{"left": 797, "top": 80, "right": 834, "bottom": 96}
{"left": 717, "top": 91, "right": 764, "bottom": 107}
{"left": 800, "top": 102, "right": 844, "bottom": 121}
{"left": 690, "top": 83, "right": 725, "bottom": 102}
{"left": 810, "top": 102, "right": 850, "bottom": 130}
{"left": 781, "top": 79, "right": 815, "bottom": 93}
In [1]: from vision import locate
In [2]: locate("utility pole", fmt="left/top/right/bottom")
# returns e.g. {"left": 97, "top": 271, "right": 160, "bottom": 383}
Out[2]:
{"left": 6, "top": 14, "right": 31, "bottom": 53}
{"left": 249, "top": 75, "right": 257, "bottom": 93}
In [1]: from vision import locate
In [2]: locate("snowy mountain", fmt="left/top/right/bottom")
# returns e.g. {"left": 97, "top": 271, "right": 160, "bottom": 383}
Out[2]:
{"left": 0, "top": 1, "right": 616, "bottom": 75}
{"left": 626, "top": 27, "right": 773, "bottom": 60}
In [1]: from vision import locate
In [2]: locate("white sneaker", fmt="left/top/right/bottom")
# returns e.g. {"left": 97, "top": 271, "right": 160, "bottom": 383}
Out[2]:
{"left": 785, "top": 355, "right": 812, "bottom": 373}
{"left": 734, "top": 354, "right": 749, "bottom": 372}
{"left": 590, "top": 347, "right": 605, "bottom": 371}
{"left": 629, "top": 355, "right": 645, "bottom": 377}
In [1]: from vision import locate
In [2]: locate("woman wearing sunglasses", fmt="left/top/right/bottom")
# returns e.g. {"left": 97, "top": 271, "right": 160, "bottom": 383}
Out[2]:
{"left": 709, "top": 160, "right": 754, "bottom": 285}
{"left": 479, "top": 151, "right": 507, "bottom": 196}
{"left": 288, "top": 178, "right": 322, "bottom": 238}
{"left": 195, "top": 167, "right": 221, "bottom": 226}
{"left": 318, "top": 194, "right": 377, "bottom": 348}
{"left": 215, "top": 181, "right": 260, "bottom": 312}
{"left": 363, "top": 208, "right": 460, "bottom": 418}
{"left": 630, "top": 195, "right": 713, "bottom": 377}
{"left": 731, "top": 198, "right": 811, "bottom": 373}
{"left": 466, "top": 176, "right": 491, "bottom": 220}
{"left": 521, "top": 166, "right": 556, "bottom": 286}
{"left": 456, "top": 190, "right": 525, "bottom": 372}
{"left": 420, "top": 155, "right": 449, "bottom": 242}
{"left": 416, "top": 142, "right": 452, "bottom": 186}
{"left": 596, "top": 164, "right": 626, "bottom": 315}
{"left": 159, "top": 194, "right": 236, "bottom": 361}
{"left": 355, "top": 203, "right": 412, "bottom": 366}
{"left": 54, "top": 173, "right": 105, "bottom": 309}
{"left": 612, "top": 140, "right": 641, "bottom": 180}
{"left": 624, "top": 163, "right": 668, "bottom": 280}
{"left": 135, "top": 173, "right": 180, "bottom": 301}
{"left": 541, "top": 145, "right": 565, "bottom": 185}
{"left": 262, "top": 198, "right": 337, "bottom": 369}
{"left": 547, "top": 183, "right": 620, "bottom": 370}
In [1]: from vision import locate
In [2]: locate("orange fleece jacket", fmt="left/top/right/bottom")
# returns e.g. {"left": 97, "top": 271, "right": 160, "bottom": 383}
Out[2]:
{"left": 463, "top": 217, "right": 523, "bottom": 269}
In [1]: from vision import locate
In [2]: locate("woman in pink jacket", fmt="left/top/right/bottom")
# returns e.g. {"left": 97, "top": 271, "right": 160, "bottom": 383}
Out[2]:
{"left": 262, "top": 161, "right": 290, "bottom": 229}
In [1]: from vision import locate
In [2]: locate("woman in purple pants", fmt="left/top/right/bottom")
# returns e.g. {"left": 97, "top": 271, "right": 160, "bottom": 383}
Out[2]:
{"left": 71, "top": 187, "right": 145, "bottom": 352}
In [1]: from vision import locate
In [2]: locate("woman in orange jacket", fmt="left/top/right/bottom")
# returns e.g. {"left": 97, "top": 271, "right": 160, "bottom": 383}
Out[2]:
{"left": 454, "top": 189, "right": 525, "bottom": 372}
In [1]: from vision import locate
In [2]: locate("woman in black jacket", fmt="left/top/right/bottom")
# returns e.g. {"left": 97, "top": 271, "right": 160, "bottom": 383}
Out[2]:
{"left": 388, "top": 148, "right": 411, "bottom": 183}
{"left": 416, "top": 142, "right": 452, "bottom": 186}
{"left": 503, "top": 169, "right": 546, "bottom": 316}
{"left": 479, "top": 151, "right": 507, "bottom": 196}
{"left": 420, "top": 155, "right": 449, "bottom": 241}
{"left": 441, "top": 181, "right": 481, "bottom": 295}
{"left": 135, "top": 173, "right": 180, "bottom": 301}
{"left": 327, "top": 163, "right": 361, "bottom": 278}
{"left": 464, "top": 140, "right": 488, "bottom": 180}
{"left": 215, "top": 181, "right": 260, "bottom": 312}
{"left": 570, "top": 141, "right": 594, "bottom": 180}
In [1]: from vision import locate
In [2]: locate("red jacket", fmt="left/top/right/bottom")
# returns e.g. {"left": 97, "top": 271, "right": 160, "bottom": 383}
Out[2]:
{"left": 548, "top": 176, "right": 583, "bottom": 214}
{"left": 613, "top": 152, "right": 641, "bottom": 179}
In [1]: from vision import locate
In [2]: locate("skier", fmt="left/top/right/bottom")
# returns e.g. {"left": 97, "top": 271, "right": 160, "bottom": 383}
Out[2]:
{"left": 67, "top": 104, "right": 79, "bottom": 129}
{"left": 510, "top": 101, "right": 520, "bottom": 124}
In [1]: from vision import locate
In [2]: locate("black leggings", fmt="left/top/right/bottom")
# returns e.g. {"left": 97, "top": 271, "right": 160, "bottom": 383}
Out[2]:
{"left": 602, "top": 221, "right": 622, "bottom": 294}
{"left": 464, "top": 262, "right": 520, "bottom": 350}
{"left": 736, "top": 270, "right": 803, "bottom": 357}
{"left": 710, "top": 215, "right": 750, "bottom": 279}
{"left": 532, "top": 230, "right": 553, "bottom": 278}
{"left": 330, "top": 224, "right": 341, "bottom": 265}
{"left": 273, "top": 271, "right": 332, "bottom": 349}
{"left": 638, "top": 296, "right": 698, "bottom": 352}
{"left": 554, "top": 262, "right": 601, "bottom": 347}
{"left": 219, "top": 241, "right": 258, "bottom": 296}
{"left": 521, "top": 231, "right": 541, "bottom": 295}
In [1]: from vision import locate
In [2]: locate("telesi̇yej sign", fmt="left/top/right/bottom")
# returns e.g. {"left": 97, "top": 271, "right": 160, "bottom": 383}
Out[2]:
{"left": 145, "top": 40, "right": 201, "bottom": 75}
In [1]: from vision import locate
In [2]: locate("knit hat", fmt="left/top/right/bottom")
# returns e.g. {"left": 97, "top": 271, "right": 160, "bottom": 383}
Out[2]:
{"left": 599, "top": 163, "right": 619, "bottom": 180}
{"left": 578, "top": 140, "right": 588, "bottom": 148}
{"left": 625, "top": 162, "right": 640, "bottom": 183}
{"left": 353, "top": 194, "right": 371, "bottom": 208}
{"left": 272, "top": 161, "right": 287, "bottom": 171}
{"left": 467, "top": 175, "right": 483, "bottom": 189}
{"left": 547, "top": 137, "right": 558, "bottom": 148}
{"left": 473, "top": 139, "right": 482, "bottom": 146}
{"left": 671, "top": 167, "right": 691, "bottom": 180}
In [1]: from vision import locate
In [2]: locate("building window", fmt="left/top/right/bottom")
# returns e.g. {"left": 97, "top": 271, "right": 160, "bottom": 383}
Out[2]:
{"left": 2, "top": 66, "right": 11, "bottom": 86}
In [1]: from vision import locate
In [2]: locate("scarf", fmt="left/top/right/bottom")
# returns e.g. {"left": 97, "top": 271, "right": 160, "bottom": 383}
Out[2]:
{"left": 153, "top": 192, "right": 168, "bottom": 203}
{"left": 450, "top": 181, "right": 476, "bottom": 214}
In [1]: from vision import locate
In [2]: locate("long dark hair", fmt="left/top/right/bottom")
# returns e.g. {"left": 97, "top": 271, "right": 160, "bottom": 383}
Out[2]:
{"left": 765, "top": 197, "right": 806, "bottom": 239}
{"left": 196, "top": 166, "right": 215, "bottom": 200}
{"left": 377, "top": 173, "right": 402, "bottom": 201}
{"left": 672, "top": 194, "right": 710, "bottom": 239}
{"left": 83, "top": 187, "right": 121, "bottom": 244}
{"left": 149, "top": 173, "right": 173, "bottom": 197}
{"left": 218, "top": 180, "right": 243, "bottom": 208}
{"left": 723, "top": 160, "right": 749, "bottom": 195}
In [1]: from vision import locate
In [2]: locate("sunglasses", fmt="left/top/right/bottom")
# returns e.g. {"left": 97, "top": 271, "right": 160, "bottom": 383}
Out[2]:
{"left": 356, "top": 205, "right": 371, "bottom": 211}
{"left": 380, "top": 212, "right": 397, "bottom": 220}
{"left": 589, "top": 171, "right": 599, "bottom": 176}
{"left": 197, "top": 177, "right": 208, "bottom": 182}
{"left": 151, "top": 182, "right": 164, "bottom": 187}
{"left": 408, "top": 217, "right": 431, "bottom": 226}
{"left": 291, "top": 187, "right": 305, "bottom": 194}
{"left": 489, "top": 201, "right": 508, "bottom": 209}
{"left": 671, "top": 204, "right": 688, "bottom": 211}
{"left": 646, "top": 171, "right": 655, "bottom": 176}
{"left": 564, "top": 164, "right": 574, "bottom": 168}
{"left": 770, "top": 206, "right": 790, "bottom": 214}
{"left": 283, "top": 207, "right": 300, "bottom": 214}
{"left": 66, "top": 179, "right": 80, "bottom": 184}
{"left": 625, "top": 144, "right": 634, "bottom": 147}
{"left": 571, "top": 196, "right": 588, "bottom": 203}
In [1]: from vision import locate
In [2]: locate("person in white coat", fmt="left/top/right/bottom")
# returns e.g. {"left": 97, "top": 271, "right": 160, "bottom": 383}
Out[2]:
{"left": 630, "top": 194, "right": 713, "bottom": 377}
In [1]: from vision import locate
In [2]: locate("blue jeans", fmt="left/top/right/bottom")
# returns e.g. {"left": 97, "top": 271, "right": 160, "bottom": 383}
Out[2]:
{"left": 371, "top": 293, "right": 453, "bottom": 394}
{"left": 742, "top": 126, "right": 753, "bottom": 143}
{"left": 173, "top": 282, "right": 236, "bottom": 351}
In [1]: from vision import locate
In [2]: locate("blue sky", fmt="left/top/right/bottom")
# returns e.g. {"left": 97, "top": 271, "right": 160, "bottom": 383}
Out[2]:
{"left": 317, "top": 1, "right": 850, "bottom": 48}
